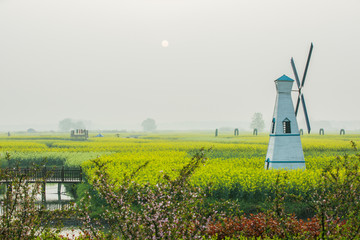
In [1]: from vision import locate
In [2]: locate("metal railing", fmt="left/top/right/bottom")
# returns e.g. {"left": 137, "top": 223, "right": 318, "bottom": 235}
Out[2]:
{"left": 0, "top": 167, "right": 82, "bottom": 183}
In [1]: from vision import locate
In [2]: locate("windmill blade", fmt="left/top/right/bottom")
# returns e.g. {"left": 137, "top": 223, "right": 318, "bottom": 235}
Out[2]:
{"left": 291, "top": 58, "right": 301, "bottom": 89}
{"left": 295, "top": 94, "right": 301, "bottom": 116}
{"left": 301, "top": 43, "right": 313, "bottom": 87}
{"left": 301, "top": 94, "right": 311, "bottom": 133}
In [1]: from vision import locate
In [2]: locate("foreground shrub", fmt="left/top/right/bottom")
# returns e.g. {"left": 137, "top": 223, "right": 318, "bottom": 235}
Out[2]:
{"left": 0, "top": 153, "right": 71, "bottom": 239}
{"left": 207, "top": 214, "right": 320, "bottom": 239}
{"left": 78, "top": 148, "right": 215, "bottom": 239}
{"left": 305, "top": 141, "right": 360, "bottom": 239}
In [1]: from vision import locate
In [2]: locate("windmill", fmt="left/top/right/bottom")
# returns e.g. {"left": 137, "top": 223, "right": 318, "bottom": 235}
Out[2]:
{"left": 291, "top": 43, "right": 313, "bottom": 134}
{"left": 264, "top": 44, "right": 314, "bottom": 170}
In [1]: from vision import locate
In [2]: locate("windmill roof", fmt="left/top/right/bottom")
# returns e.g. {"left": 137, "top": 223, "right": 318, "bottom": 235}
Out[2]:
{"left": 276, "top": 74, "right": 294, "bottom": 81}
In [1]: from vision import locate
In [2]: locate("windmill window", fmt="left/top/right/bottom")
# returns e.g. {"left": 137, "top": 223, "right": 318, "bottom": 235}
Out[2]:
{"left": 282, "top": 118, "right": 291, "bottom": 133}
{"left": 271, "top": 118, "right": 275, "bottom": 133}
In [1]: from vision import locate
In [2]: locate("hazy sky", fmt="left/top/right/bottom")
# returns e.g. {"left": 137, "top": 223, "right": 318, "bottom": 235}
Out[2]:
{"left": 0, "top": 0, "right": 359, "bottom": 130}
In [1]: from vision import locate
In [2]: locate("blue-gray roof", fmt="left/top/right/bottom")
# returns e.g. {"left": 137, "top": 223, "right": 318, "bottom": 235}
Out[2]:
{"left": 276, "top": 74, "right": 294, "bottom": 81}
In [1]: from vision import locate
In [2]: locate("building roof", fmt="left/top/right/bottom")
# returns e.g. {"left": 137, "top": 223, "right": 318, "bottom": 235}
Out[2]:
{"left": 276, "top": 74, "right": 294, "bottom": 81}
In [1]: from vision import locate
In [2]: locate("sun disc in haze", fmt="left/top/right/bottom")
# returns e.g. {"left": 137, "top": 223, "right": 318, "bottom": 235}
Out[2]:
{"left": 161, "top": 40, "right": 169, "bottom": 48}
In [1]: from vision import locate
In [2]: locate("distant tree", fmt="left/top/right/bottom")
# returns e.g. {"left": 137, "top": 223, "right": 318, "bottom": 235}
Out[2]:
{"left": 59, "top": 118, "right": 73, "bottom": 132}
{"left": 141, "top": 118, "right": 157, "bottom": 132}
{"left": 250, "top": 112, "right": 265, "bottom": 132}
{"left": 59, "top": 118, "right": 86, "bottom": 132}
{"left": 27, "top": 128, "right": 36, "bottom": 133}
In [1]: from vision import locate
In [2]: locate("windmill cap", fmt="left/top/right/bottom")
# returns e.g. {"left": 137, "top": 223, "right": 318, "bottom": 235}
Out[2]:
{"left": 276, "top": 74, "right": 294, "bottom": 81}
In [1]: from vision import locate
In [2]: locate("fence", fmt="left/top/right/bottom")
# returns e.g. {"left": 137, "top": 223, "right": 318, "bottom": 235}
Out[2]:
{"left": 0, "top": 167, "right": 82, "bottom": 184}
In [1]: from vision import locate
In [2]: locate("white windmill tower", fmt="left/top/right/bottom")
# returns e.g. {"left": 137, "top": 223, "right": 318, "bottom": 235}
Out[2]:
{"left": 265, "top": 43, "right": 313, "bottom": 170}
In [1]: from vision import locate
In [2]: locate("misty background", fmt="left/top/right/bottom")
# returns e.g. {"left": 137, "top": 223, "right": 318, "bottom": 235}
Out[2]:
{"left": 0, "top": 0, "right": 359, "bottom": 132}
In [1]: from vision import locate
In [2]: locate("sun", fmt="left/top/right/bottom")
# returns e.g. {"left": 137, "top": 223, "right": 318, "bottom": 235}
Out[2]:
{"left": 161, "top": 40, "right": 169, "bottom": 48}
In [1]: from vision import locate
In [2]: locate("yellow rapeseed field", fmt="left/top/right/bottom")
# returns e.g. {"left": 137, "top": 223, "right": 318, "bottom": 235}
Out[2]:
{"left": 1, "top": 132, "right": 359, "bottom": 200}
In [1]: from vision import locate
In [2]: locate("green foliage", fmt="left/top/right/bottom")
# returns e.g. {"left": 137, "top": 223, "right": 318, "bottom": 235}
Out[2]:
{"left": 0, "top": 151, "right": 110, "bottom": 168}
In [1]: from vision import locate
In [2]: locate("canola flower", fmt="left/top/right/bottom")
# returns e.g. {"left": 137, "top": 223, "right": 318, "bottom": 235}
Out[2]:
{"left": 1, "top": 132, "right": 359, "bottom": 200}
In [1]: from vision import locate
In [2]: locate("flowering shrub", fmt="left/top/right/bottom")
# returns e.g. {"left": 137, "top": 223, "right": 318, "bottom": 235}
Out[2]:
{"left": 0, "top": 153, "right": 72, "bottom": 239}
{"left": 207, "top": 214, "right": 321, "bottom": 239}
{"left": 305, "top": 141, "right": 360, "bottom": 239}
{"left": 78, "top": 148, "right": 215, "bottom": 239}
